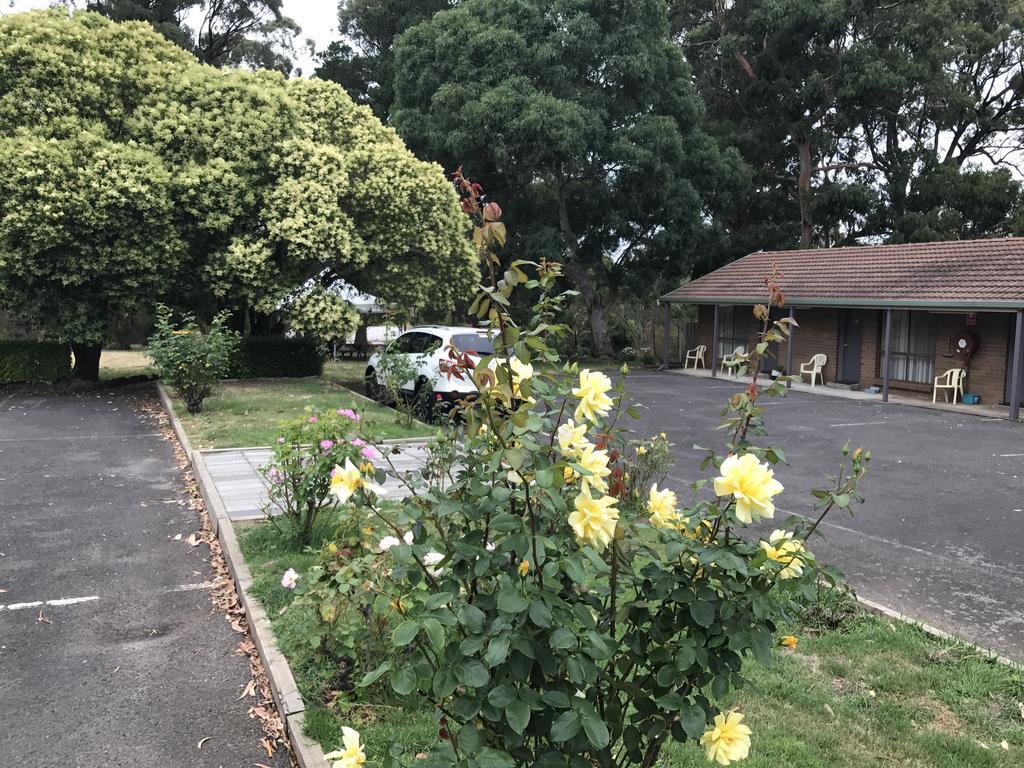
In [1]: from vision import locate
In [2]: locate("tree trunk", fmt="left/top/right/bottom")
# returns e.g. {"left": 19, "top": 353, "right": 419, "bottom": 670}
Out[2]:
{"left": 556, "top": 182, "right": 614, "bottom": 357}
{"left": 71, "top": 342, "right": 102, "bottom": 381}
{"left": 354, "top": 318, "right": 370, "bottom": 358}
{"left": 796, "top": 133, "right": 814, "bottom": 249}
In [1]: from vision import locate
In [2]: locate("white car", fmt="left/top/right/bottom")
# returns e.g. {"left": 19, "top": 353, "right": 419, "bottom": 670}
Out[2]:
{"left": 364, "top": 325, "right": 497, "bottom": 415}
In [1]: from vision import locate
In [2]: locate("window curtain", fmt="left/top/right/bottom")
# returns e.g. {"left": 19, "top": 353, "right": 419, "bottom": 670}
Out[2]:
{"left": 889, "top": 310, "right": 935, "bottom": 384}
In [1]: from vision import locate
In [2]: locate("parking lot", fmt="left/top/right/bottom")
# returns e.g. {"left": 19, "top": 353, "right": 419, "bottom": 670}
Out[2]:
{"left": 623, "top": 371, "right": 1024, "bottom": 661}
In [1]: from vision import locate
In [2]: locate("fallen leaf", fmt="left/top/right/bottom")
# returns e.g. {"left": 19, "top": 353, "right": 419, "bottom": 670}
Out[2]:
{"left": 173, "top": 533, "right": 182, "bottom": 541}
{"left": 254, "top": 764, "right": 274, "bottom": 768}
{"left": 112, "top": 666, "right": 120, "bottom": 673}
{"left": 1017, "top": 701, "right": 1024, "bottom": 720}
{"left": 261, "top": 737, "right": 275, "bottom": 757}
{"left": 976, "top": 740, "right": 990, "bottom": 750}
{"left": 36, "top": 610, "right": 51, "bottom": 624}
{"left": 237, "top": 679, "right": 256, "bottom": 700}
{"left": 1001, "top": 740, "right": 1010, "bottom": 751}
{"left": 867, "top": 689, "right": 876, "bottom": 698}
{"left": 823, "top": 703, "right": 834, "bottom": 718}
{"left": 186, "top": 532, "right": 200, "bottom": 546}
{"left": 0, "top": 588, "right": 7, "bottom": 593}
{"left": 197, "top": 737, "right": 211, "bottom": 750}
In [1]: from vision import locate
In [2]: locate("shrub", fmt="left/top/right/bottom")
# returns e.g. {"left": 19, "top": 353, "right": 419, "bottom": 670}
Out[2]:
{"left": 293, "top": 175, "right": 871, "bottom": 768}
{"left": 231, "top": 336, "right": 324, "bottom": 379}
{"left": 147, "top": 306, "right": 239, "bottom": 414}
{"left": 262, "top": 407, "right": 379, "bottom": 546}
{"left": 373, "top": 348, "right": 434, "bottom": 426}
{"left": 0, "top": 340, "right": 71, "bottom": 384}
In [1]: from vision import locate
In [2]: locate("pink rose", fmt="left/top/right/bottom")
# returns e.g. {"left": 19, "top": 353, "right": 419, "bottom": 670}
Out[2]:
{"left": 361, "top": 446, "right": 378, "bottom": 460}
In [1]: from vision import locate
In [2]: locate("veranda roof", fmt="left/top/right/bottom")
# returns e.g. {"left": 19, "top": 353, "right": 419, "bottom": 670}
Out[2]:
{"left": 661, "top": 237, "right": 1024, "bottom": 311}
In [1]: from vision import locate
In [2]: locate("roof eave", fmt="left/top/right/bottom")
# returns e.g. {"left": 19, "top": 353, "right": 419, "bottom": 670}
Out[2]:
{"left": 658, "top": 295, "right": 1024, "bottom": 311}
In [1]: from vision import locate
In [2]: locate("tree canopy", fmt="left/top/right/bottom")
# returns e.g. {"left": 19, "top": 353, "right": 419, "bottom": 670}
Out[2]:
{"left": 0, "top": 9, "right": 476, "bottom": 377}
{"left": 86, "top": 0, "right": 301, "bottom": 74}
{"left": 390, "top": 0, "right": 747, "bottom": 355}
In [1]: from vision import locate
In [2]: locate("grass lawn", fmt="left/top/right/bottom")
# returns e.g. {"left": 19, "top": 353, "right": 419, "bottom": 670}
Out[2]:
{"left": 322, "top": 358, "right": 368, "bottom": 391}
{"left": 98, "top": 348, "right": 155, "bottom": 380}
{"left": 239, "top": 522, "right": 1024, "bottom": 767}
{"left": 171, "top": 378, "right": 436, "bottom": 449}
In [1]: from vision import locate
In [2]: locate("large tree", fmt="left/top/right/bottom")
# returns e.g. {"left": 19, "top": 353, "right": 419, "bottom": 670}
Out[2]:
{"left": 86, "top": 0, "right": 301, "bottom": 74}
{"left": 675, "top": 0, "right": 1024, "bottom": 251}
{"left": 0, "top": 10, "right": 476, "bottom": 378}
{"left": 315, "top": 0, "right": 455, "bottom": 119}
{"left": 391, "top": 0, "right": 746, "bottom": 355}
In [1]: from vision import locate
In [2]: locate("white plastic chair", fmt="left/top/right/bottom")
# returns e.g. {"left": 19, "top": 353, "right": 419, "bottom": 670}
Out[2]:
{"left": 800, "top": 353, "right": 827, "bottom": 387}
{"left": 685, "top": 344, "right": 706, "bottom": 370}
{"left": 720, "top": 346, "right": 745, "bottom": 376}
{"left": 933, "top": 368, "right": 966, "bottom": 403}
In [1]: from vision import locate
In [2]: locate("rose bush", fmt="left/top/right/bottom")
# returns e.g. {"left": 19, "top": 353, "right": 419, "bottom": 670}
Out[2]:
{"left": 296, "top": 175, "right": 868, "bottom": 768}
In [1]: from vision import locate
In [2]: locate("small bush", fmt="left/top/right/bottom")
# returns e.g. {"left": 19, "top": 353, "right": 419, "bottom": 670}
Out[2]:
{"left": 262, "top": 407, "right": 379, "bottom": 545}
{"left": 231, "top": 336, "right": 324, "bottom": 379}
{"left": 0, "top": 340, "right": 71, "bottom": 384}
{"left": 147, "top": 306, "right": 239, "bottom": 414}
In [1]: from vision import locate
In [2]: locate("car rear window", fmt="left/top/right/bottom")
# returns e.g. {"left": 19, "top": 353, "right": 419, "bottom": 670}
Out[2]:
{"left": 450, "top": 334, "right": 495, "bottom": 355}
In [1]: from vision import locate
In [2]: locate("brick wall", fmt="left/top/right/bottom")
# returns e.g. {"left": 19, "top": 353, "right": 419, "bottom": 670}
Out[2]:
{"left": 779, "top": 308, "right": 839, "bottom": 383}
{"left": 932, "top": 312, "right": 1010, "bottom": 405}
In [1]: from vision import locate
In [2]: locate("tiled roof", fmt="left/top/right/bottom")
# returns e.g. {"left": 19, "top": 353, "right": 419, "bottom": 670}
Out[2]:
{"left": 661, "top": 238, "right": 1024, "bottom": 309}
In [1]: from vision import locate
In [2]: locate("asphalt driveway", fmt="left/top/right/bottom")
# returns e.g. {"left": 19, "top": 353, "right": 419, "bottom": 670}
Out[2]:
{"left": 620, "top": 371, "right": 1024, "bottom": 660}
{"left": 0, "top": 388, "right": 288, "bottom": 767}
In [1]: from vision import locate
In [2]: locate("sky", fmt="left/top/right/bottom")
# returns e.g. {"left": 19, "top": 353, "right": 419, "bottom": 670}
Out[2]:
{"left": 2, "top": 1, "right": 341, "bottom": 75}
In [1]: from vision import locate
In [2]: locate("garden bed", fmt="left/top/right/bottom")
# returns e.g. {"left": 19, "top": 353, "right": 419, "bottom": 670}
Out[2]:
{"left": 238, "top": 520, "right": 1023, "bottom": 768}
{"left": 169, "top": 378, "right": 436, "bottom": 449}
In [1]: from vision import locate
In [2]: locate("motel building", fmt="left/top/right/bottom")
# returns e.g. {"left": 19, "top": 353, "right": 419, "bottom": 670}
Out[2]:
{"left": 657, "top": 238, "right": 1024, "bottom": 421}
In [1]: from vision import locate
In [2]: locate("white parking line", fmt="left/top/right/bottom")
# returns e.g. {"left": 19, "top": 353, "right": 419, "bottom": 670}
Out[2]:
{"left": 1, "top": 595, "right": 99, "bottom": 611}
{"left": 0, "top": 583, "right": 215, "bottom": 612}
{"left": 828, "top": 421, "right": 888, "bottom": 427}
{"left": 998, "top": 453, "right": 1024, "bottom": 457}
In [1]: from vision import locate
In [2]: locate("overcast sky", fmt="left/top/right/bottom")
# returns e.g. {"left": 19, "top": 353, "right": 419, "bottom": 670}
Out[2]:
{"left": 2, "top": 1, "right": 340, "bottom": 75}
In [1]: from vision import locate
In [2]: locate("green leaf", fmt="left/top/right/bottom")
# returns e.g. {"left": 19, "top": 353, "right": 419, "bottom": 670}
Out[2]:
{"left": 528, "top": 600, "right": 553, "bottom": 627}
{"left": 391, "top": 665, "right": 417, "bottom": 695}
{"left": 689, "top": 600, "right": 715, "bottom": 628}
{"left": 549, "top": 710, "right": 580, "bottom": 742}
{"left": 476, "top": 748, "right": 516, "bottom": 768}
{"left": 457, "top": 659, "right": 489, "bottom": 688}
{"left": 485, "top": 635, "right": 511, "bottom": 667}
{"left": 550, "top": 628, "right": 577, "bottom": 650}
{"left": 357, "top": 661, "right": 391, "bottom": 688}
{"left": 458, "top": 603, "right": 486, "bottom": 632}
{"left": 432, "top": 668, "right": 458, "bottom": 698}
{"left": 579, "top": 707, "right": 610, "bottom": 749}
{"left": 540, "top": 690, "right": 572, "bottom": 709}
{"left": 679, "top": 703, "right": 707, "bottom": 740}
{"left": 497, "top": 588, "right": 530, "bottom": 614}
{"left": 422, "top": 618, "right": 445, "bottom": 653}
{"left": 488, "top": 683, "right": 518, "bottom": 708}
{"left": 506, "top": 699, "right": 531, "bottom": 735}
{"left": 458, "top": 723, "right": 483, "bottom": 754}
{"left": 392, "top": 620, "right": 420, "bottom": 646}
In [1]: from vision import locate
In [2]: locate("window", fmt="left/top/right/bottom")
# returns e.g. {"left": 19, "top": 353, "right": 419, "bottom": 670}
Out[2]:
{"left": 717, "top": 306, "right": 750, "bottom": 360}
{"left": 887, "top": 310, "right": 935, "bottom": 384}
{"left": 450, "top": 334, "right": 495, "bottom": 356}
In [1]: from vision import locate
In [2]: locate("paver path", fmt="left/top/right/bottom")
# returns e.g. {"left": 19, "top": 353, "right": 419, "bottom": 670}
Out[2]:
{"left": 203, "top": 442, "right": 431, "bottom": 520}
{"left": 0, "top": 389, "right": 289, "bottom": 768}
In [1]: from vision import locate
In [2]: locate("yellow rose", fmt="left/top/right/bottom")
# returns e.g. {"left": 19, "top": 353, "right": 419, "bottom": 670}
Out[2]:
{"left": 324, "top": 726, "right": 366, "bottom": 768}
{"left": 509, "top": 357, "right": 534, "bottom": 399}
{"left": 780, "top": 635, "right": 798, "bottom": 648}
{"left": 700, "top": 711, "right": 752, "bottom": 766}
{"left": 330, "top": 458, "right": 388, "bottom": 503}
{"left": 760, "top": 529, "right": 805, "bottom": 579}
{"left": 518, "top": 559, "right": 530, "bottom": 577}
{"left": 563, "top": 465, "right": 577, "bottom": 483}
{"left": 647, "top": 484, "right": 681, "bottom": 529}
{"left": 713, "top": 453, "right": 783, "bottom": 524}
{"left": 572, "top": 369, "right": 614, "bottom": 423}
{"left": 576, "top": 443, "right": 611, "bottom": 493}
{"left": 569, "top": 486, "right": 619, "bottom": 552}
{"left": 636, "top": 445, "right": 648, "bottom": 456}
{"left": 556, "top": 418, "right": 590, "bottom": 457}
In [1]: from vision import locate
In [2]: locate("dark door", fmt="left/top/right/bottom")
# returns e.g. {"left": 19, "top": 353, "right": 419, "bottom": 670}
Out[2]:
{"left": 837, "top": 309, "right": 864, "bottom": 384}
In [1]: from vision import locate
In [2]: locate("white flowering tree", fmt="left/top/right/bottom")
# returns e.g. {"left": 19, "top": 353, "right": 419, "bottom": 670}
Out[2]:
{"left": 301, "top": 174, "right": 869, "bottom": 768}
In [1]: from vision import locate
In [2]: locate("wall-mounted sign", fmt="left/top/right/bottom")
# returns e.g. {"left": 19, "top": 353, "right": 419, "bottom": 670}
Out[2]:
{"left": 966, "top": 312, "right": 977, "bottom": 327}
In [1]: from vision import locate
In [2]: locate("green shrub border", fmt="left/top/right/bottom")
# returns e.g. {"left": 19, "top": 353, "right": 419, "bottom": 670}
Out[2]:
{"left": 230, "top": 336, "right": 324, "bottom": 379}
{"left": 0, "top": 340, "right": 72, "bottom": 384}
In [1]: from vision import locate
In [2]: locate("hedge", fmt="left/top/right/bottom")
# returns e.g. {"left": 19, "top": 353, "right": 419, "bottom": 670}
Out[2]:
{"left": 0, "top": 340, "right": 72, "bottom": 384}
{"left": 230, "top": 336, "right": 324, "bottom": 379}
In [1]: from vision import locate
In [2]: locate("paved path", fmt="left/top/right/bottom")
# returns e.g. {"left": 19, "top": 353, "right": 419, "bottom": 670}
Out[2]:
{"left": 0, "top": 389, "right": 289, "bottom": 768}
{"left": 623, "top": 371, "right": 1024, "bottom": 661}
{"left": 203, "top": 442, "right": 431, "bottom": 520}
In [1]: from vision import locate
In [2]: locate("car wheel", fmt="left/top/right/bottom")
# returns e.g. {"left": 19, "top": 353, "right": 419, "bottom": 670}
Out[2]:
{"left": 412, "top": 378, "right": 435, "bottom": 423}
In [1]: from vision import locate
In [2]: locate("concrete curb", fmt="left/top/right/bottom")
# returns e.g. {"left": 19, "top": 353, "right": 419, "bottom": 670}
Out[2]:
{"left": 156, "top": 382, "right": 329, "bottom": 768}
